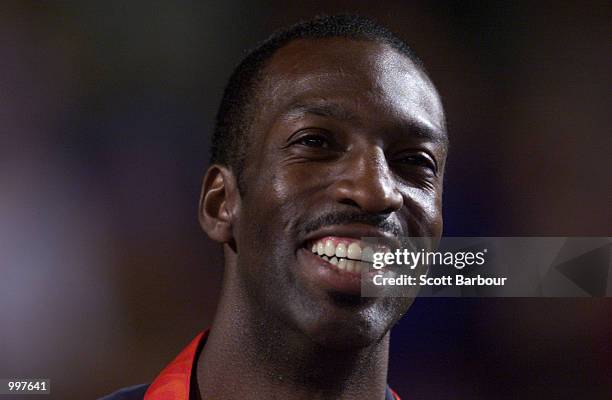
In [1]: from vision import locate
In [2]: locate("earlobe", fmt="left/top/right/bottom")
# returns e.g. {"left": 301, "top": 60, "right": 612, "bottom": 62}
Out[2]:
{"left": 198, "top": 165, "right": 239, "bottom": 243}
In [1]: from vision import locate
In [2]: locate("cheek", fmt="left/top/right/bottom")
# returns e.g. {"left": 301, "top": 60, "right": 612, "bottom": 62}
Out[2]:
{"left": 265, "top": 166, "right": 322, "bottom": 225}
{"left": 403, "top": 186, "right": 443, "bottom": 236}
{"left": 239, "top": 169, "right": 305, "bottom": 254}
{"left": 269, "top": 164, "right": 319, "bottom": 203}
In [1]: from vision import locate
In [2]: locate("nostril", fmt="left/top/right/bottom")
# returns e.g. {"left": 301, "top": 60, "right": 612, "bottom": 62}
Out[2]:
{"left": 380, "top": 206, "right": 397, "bottom": 215}
{"left": 339, "top": 198, "right": 360, "bottom": 208}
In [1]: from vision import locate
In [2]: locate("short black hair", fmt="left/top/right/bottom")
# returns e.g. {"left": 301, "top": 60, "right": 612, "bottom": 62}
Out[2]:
{"left": 210, "top": 14, "right": 425, "bottom": 187}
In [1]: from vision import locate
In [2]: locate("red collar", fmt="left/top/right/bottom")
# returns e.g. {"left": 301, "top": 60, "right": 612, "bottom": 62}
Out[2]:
{"left": 144, "top": 331, "right": 207, "bottom": 400}
{"left": 144, "top": 330, "right": 400, "bottom": 400}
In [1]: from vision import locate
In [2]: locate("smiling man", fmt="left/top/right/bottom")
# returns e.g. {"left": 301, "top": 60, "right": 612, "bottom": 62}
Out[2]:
{"left": 102, "top": 14, "right": 447, "bottom": 400}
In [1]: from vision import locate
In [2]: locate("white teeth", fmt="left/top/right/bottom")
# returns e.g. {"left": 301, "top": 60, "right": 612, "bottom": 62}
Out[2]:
{"left": 356, "top": 261, "right": 367, "bottom": 274}
{"left": 347, "top": 242, "right": 362, "bottom": 260}
{"left": 335, "top": 242, "right": 347, "bottom": 258}
{"left": 317, "top": 242, "right": 325, "bottom": 255}
{"left": 361, "top": 247, "right": 374, "bottom": 262}
{"left": 313, "top": 239, "right": 373, "bottom": 272}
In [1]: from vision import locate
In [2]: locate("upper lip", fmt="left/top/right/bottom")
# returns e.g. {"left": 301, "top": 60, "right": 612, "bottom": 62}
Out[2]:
{"left": 301, "top": 224, "right": 401, "bottom": 250}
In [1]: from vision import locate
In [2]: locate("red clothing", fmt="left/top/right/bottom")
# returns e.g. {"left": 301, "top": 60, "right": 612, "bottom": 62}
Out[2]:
{"left": 142, "top": 331, "right": 400, "bottom": 400}
{"left": 144, "top": 332, "right": 205, "bottom": 399}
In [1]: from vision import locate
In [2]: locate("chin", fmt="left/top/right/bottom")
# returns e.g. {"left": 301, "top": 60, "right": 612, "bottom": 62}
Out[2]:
{"left": 307, "top": 319, "right": 389, "bottom": 350}
{"left": 300, "top": 301, "right": 399, "bottom": 350}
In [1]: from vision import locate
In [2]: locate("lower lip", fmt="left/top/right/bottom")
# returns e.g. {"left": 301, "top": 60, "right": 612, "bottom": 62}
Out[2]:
{"left": 296, "top": 248, "right": 372, "bottom": 296}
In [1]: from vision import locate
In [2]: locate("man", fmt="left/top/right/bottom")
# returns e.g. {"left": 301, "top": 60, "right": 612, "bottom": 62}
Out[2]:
{"left": 102, "top": 14, "right": 447, "bottom": 400}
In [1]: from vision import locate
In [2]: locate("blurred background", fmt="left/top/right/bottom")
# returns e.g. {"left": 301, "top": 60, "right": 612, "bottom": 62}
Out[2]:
{"left": 1, "top": 1, "right": 610, "bottom": 399}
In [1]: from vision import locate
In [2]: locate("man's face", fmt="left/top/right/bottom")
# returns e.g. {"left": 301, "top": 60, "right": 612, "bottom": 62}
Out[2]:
{"left": 231, "top": 38, "right": 447, "bottom": 348}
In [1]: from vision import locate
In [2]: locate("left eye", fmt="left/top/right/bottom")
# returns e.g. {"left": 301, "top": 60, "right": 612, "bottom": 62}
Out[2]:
{"left": 395, "top": 155, "right": 436, "bottom": 171}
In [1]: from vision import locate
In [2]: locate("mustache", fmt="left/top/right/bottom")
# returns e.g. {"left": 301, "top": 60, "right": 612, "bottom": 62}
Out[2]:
{"left": 301, "top": 210, "right": 403, "bottom": 237}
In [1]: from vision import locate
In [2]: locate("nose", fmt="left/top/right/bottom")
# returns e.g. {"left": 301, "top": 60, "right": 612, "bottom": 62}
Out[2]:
{"left": 330, "top": 146, "right": 403, "bottom": 215}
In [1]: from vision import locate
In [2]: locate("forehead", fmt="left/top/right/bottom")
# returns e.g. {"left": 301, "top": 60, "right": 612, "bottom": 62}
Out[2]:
{"left": 257, "top": 37, "right": 446, "bottom": 134}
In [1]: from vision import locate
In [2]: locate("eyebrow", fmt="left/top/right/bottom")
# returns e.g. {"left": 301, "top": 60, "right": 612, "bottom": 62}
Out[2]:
{"left": 401, "top": 116, "right": 449, "bottom": 145}
{"left": 282, "top": 100, "right": 448, "bottom": 145}
{"left": 285, "top": 102, "right": 359, "bottom": 121}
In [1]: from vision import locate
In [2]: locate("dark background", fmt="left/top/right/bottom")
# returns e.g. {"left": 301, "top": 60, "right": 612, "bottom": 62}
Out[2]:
{"left": 1, "top": 1, "right": 610, "bottom": 399}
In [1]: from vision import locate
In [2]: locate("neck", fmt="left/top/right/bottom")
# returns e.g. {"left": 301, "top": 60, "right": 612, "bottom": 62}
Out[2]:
{"left": 195, "top": 275, "right": 391, "bottom": 400}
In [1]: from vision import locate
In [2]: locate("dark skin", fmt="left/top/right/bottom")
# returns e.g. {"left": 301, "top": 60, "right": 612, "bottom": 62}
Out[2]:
{"left": 198, "top": 38, "right": 447, "bottom": 400}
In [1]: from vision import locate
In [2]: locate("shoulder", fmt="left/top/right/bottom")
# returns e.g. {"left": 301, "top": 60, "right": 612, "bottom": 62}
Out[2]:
{"left": 98, "top": 384, "right": 149, "bottom": 400}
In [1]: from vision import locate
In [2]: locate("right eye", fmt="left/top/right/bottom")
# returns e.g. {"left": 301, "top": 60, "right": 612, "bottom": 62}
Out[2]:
{"left": 292, "top": 134, "right": 330, "bottom": 148}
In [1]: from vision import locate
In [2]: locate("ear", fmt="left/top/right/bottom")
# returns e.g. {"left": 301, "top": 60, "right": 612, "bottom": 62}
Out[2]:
{"left": 198, "top": 165, "right": 240, "bottom": 243}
